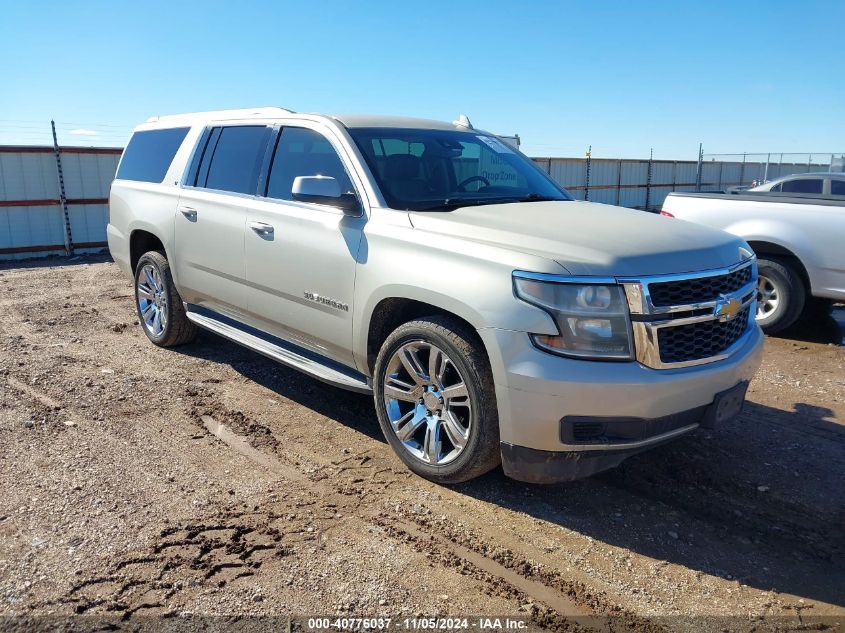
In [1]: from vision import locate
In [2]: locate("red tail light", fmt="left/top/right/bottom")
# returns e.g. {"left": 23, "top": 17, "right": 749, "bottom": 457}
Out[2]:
{"left": 660, "top": 210, "right": 674, "bottom": 217}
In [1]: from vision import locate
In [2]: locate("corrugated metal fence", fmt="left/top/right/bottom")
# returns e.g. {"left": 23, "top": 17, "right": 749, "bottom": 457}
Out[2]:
{"left": 531, "top": 156, "right": 835, "bottom": 209}
{"left": 0, "top": 143, "right": 837, "bottom": 260}
{"left": 0, "top": 146, "right": 120, "bottom": 260}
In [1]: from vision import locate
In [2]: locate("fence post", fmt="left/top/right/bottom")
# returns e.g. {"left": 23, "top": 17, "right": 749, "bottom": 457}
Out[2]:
{"left": 645, "top": 148, "right": 653, "bottom": 210}
{"left": 807, "top": 154, "right": 812, "bottom": 172}
{"left": 671, "top": 160, "right": 677, "bottom": 192}
{"left": 584, "top": 145, "right": 592, "bottom": 201}
{"left": 615, "top": 159, "right": 622, "bottom": 205}
{"left": 739, "top": 153, "right": 746, "bottom": 187}
{"left": 695, "top": 143, "right": 703, "bottom": 191}
{"left": 764, "top": 153, "right": 770, "bottom": 182}
{"left": 51, "top": 120, "right": 74, "bottom": 257}
{"left": 718, "top": 161, "right": 723, "bottom": 191}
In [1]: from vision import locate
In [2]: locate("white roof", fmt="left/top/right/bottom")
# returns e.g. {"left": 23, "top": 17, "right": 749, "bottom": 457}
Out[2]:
{"left": 145, "top": 106, "right": 294, "bottom": 124}
{"left": 140, "top": 107, "right": 473, "bottom": 133}
{"left": 328, "top": 114, "right": 464, "bottom": 130}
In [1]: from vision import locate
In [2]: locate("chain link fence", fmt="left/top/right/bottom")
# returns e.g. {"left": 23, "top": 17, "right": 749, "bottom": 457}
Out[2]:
{"left": 696, "top": 152, "right": 844, "bottom": 191}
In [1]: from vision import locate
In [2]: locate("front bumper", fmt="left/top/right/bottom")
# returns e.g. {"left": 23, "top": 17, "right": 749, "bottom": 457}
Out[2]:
{"left": 478, "top": 324, "right": 764, "bottom": 483}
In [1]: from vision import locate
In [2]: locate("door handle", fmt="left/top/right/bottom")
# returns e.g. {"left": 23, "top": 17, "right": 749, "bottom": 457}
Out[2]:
{"left": 179, "top": 207, "right": 197, "bottom": 221}
{"left": 248, "top": 221, "right": 274, "bottom": 236}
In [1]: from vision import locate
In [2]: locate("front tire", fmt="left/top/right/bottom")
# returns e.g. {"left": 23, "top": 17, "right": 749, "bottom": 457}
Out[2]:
{"left": 373, "top": 316, "right": 500, "bottom": 484}
{"left": 134, "top": 251, "right": 197, "bottom": 347}
{"left": 756, "top": 257, "right": 805, "bottom": 334}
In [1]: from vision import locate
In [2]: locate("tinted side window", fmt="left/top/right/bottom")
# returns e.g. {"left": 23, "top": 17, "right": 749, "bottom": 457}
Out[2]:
{"left": 266, "top": 127, "right": 354, "bottom": 201}
{"left": 769, "top": 183, "right": 782, "bottom": 192}
{"left": 781, "top": 178, "right": 823, "bottom": 194}
{"left": 831, "top": 180, "right": 845, "bottom": 195}
{"left": 202, "top": 126, "right": 270, "bottom": 194}
{"left": 116, "top": 127, "right": 189, "bottom": 183}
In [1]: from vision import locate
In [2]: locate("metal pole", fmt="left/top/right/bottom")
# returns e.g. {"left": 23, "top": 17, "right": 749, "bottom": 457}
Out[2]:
{"left": 739, "top": 153, "right": 746, "bottom": 187}
{"left": 718, "top": 161, "right": 723, "bottom": 191}
{"left": 764, "top": 153, "right": 770, "bottom": 182}
{"left": 831, "top": 154, "right": 835, "bottom": 173}
{"left": 671, "top": 160, "right": 677, "bottom": 192}
{"left": 778, "top": 153, "right": 783, "bottom": 179}
{"left": 584, "top": 145, "right": 592, "bottom": 202}
{"left": 695, "top": 143, "right": 703, "bottom": 192}
{"left": 615, "top": 159, "right": 622, "bottom": 206}
{"left": 645, "top": 148, "right": 653, "bottom": 210}
{"left": 807, "top": 154, "right": 812, "bottom": 173}
{"left": 51, "top": 120, "right": 74, "bottom": 256}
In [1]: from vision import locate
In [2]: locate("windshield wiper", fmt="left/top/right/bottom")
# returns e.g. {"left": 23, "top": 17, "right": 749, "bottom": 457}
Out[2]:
{"left": 414, "top": 198, "right": 509, "bottom": 212}
{"left": 516, "top": 193, "right": 562, "bottom": 202}
{"left": 412, "top": 193, "right": 565, "bottom": 212}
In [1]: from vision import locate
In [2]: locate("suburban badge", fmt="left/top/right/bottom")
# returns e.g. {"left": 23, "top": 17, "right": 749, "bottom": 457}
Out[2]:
{"left": 304, "top": 291, "right": 349, "bottom": 312}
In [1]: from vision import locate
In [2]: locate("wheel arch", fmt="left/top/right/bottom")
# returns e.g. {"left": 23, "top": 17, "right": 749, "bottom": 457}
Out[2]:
{"left": 363, "top": 295, "right": 487, "bottom": 377}
{"left": 129, "top": 228, "right": 168, "bottom": 274}
{"left": 746, "top": 240, "right": 811, "bottom": 291}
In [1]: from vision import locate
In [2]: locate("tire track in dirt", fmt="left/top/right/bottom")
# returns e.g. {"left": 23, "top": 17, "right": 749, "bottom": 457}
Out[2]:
{"left": 178, "top": 382, "right": 845, "bottom": 624}
{"left": 62, "top": 515, "right": 293, "bottom": 617}
{"left": 7, "top": 345, "right": 841, "bottom": 623}
{"left": 5, "top": 258, "right": 842, "bottom": 623}
{"left": 3, "top": 375, "right": 74, "bottom": 432}
{"left": 44, "top": 390, "right": 664, "bottom": 632}
{"left": 184, "top": 396, "right": 667, "bottom": 631}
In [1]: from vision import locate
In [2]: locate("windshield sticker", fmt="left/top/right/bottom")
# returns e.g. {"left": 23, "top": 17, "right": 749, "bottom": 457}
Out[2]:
{"left": 477, "top": 135, "right": 515, "bottom": 154}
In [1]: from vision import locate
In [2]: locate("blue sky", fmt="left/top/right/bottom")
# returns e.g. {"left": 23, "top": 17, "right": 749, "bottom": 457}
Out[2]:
{"left": 1, "top": 0, "right": 842, "bottom": 159}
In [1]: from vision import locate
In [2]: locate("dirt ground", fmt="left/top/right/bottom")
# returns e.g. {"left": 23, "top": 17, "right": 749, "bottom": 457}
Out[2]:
{"left": 0, "top": 255, "right": 842, "bottom": 633}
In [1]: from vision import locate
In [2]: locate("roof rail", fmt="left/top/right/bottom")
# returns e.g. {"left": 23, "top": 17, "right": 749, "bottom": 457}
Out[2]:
{"left": 146, "top": 106, "right": 295, "bottom": 123}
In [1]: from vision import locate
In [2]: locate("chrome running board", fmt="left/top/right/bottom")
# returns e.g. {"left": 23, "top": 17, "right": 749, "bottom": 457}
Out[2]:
{"left": 185, "top": 307, "right": 372, "bottom": 394}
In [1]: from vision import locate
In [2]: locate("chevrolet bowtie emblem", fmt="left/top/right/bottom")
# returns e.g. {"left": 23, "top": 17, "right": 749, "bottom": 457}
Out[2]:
{"left": 714, "top": 295, "right": 742, "bottom": 322}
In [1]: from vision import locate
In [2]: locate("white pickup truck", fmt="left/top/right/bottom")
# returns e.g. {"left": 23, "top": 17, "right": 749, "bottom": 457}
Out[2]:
{"left": 661, "top": 190, "right": 845, "bottom": 332}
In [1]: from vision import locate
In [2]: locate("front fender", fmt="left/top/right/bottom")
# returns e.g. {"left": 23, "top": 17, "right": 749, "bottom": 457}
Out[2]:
{"left": 352, "top": 277, "right": 558, "bottom": 376}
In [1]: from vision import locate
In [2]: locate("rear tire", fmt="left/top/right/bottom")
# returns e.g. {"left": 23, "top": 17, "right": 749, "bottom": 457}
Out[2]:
{"left": 756, "top": 257, "right": 805, "bottom": 334}
{"left": 373, "top": 316, "right": 500, "bottom": 484}
{"left": 134, "top": 251, "right": 197, "bottom": 347}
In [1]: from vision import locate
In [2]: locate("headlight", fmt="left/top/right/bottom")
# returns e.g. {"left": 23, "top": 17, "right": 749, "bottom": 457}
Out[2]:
{"left": 513, "top": 275, "right": 633, "bottom": 360}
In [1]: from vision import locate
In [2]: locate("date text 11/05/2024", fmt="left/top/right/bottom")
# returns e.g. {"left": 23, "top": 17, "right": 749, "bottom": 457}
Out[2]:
{"left": 305, "top": 617, "right": 529, "bottom": 631}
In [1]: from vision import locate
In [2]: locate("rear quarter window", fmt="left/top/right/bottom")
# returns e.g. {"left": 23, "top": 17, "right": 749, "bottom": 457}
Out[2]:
{"left": 116, "top": 127, "right": 190, "bottom": 183}
{"left": 831, "top": 179, "right": 845, "bottom": 195}
{"left": 781, "top": 178, "right": 823, "bottom": 194}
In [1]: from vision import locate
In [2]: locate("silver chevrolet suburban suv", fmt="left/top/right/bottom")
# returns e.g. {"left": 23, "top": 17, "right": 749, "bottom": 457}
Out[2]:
{"left": 108, "top": 107, "right": 764, "bottom": 484}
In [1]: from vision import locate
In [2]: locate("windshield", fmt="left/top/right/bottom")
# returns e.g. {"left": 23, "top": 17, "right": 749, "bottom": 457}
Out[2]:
{"left": 348, "top": 127, "right": 572, "bottom": 211}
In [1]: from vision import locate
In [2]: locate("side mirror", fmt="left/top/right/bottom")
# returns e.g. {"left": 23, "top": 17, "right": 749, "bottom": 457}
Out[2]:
{"left": 291, "top": 176, "right": 360, "bottom": 215}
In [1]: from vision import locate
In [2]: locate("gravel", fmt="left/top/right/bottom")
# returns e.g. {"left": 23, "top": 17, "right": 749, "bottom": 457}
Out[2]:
{"left": 0, "top": 255, "right": 842, "bottom": 632}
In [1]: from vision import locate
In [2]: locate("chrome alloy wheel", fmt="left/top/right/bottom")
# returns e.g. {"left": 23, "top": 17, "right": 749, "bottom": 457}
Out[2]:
{"left": 382, "top": 341, "right": 472, "bottom": 465}
{"left": 137, "top": 263, "right": 168, "bottom": 337}
{"left": 756, "top": 274, "right": 780, "bottom": 320}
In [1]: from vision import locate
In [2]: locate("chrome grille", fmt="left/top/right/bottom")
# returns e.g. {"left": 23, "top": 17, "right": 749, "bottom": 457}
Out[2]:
{"left": 657, "top": 307, "right": 751, "bottom": 363}
{"left": 621, "top": 258, "right": 757, "bottom": 369}
{"left": 648, "top": 266, "right": 753, "bottom": 307}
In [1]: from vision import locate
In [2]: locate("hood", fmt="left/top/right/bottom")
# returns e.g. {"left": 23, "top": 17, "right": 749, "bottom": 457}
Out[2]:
{"left": 409, "top": 200, "right": 749, "bottom": 277}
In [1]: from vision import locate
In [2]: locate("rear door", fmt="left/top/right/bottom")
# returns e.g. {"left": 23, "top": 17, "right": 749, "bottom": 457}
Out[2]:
{"left": 244, "top": 123, "right": 366, "bottom": 366}
{"left": 174, "top": 125, "right": 271, "bottom": 318}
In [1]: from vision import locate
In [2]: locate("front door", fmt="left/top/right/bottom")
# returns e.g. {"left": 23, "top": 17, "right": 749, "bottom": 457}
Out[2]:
{"left": 244, "top": 124, "right": 365, "bottom": 367}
